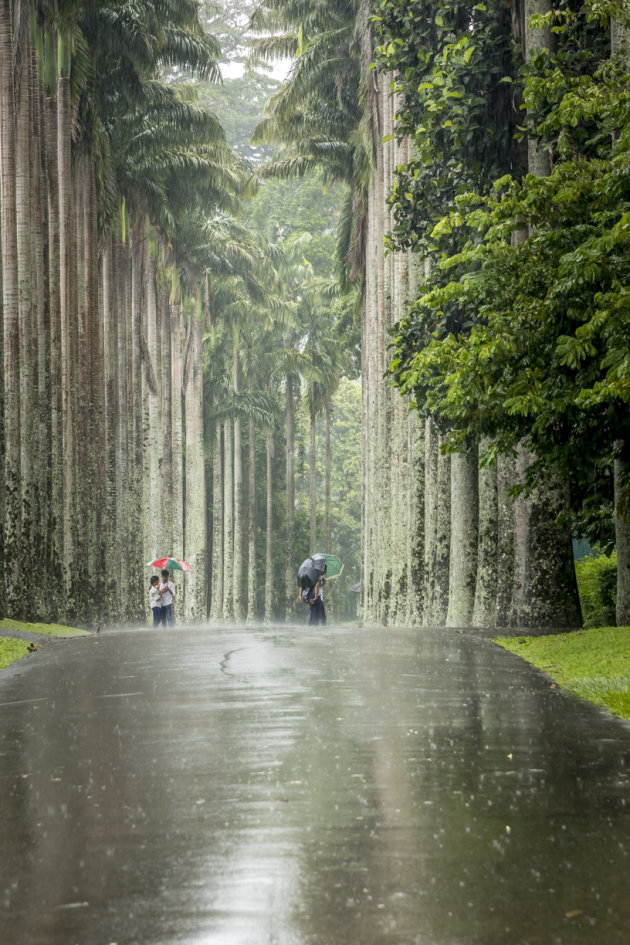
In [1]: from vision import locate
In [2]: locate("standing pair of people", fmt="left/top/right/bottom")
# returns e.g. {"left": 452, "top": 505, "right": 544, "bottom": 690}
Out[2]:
{"left": 149, "top": 569, "right": 177, "bottom": 627}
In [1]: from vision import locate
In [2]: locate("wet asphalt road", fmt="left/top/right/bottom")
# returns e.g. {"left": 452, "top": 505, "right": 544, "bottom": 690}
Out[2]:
{"left": 1, "top": 623, "right": 630, "bottom": 945}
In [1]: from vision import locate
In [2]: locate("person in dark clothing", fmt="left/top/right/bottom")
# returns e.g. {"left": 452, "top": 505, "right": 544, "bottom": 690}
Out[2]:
{"left": 307, "top": 577, "right": 326, "bottom": 626}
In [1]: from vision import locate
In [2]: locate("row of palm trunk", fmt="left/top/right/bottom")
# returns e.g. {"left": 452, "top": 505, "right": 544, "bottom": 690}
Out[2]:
{"left": 0, "top": 4, "right": 206, "bottom": 625}
{"left": 361, "top": 1, "right": 620, "bottom": 630}
{"left": 0, "top": 1, "right": 349, "bottom": 629}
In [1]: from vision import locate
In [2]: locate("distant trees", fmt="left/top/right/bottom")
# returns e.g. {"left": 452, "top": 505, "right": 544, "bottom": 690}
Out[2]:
{"left": 251, "top": 0, "right": 630, "bottom": 629}
{"left": 0, "top": 0, "right": 239, "bottom": 624}
{"left": 0, "top": 0, "right": 361, "bottom": 628}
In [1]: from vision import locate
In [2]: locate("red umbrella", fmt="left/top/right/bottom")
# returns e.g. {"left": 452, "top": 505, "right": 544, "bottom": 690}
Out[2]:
{"left": 146, "top": 556, "right": 193, "bottom": 572}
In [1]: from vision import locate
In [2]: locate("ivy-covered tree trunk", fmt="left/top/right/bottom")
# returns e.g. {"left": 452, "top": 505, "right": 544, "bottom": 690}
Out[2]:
{"left": 612, "top": 16, "right": 630, "bottom": 626}
{"left": 405, "top": 253, "right": 425, "bottom": 625}
{"left": 430, "top": 437, "right": 451, "bottom": 625}
{"left": 611, "top": 15, "right": 630, "bottom": 64}
{"left": 447, "top": 450, "right": 478, "bottom": 627}
{"left": 473, "top": 440, "right": 498, "bottom": 627}
{"left": 510, "top": 447, "right": 581, "bottom": 628}
{"left": 494, "top": 454, "right": 516, "bottom": 627}
{"left": 422, "top": 419, "right": 439, "bottom": 626}
{"left": 614, "top": 456, "right": 630, "bottom": 625}
{"left": 407, "top": 410, "right": 425, "bottom": 624}
{"left": 506, "top": 0, "right": 581, "bottom": 629}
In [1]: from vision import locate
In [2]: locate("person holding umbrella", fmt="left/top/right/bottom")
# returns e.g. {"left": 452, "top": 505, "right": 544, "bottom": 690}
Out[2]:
{"left": 297, "top": 553, "right": 342, "bottom": 626}
{"left": 149, "top": 575, "right": 163, "bottom": 627}
{"left": 309, "top": 576, "right": 326, "bottom": 626}
{"left": 159, "top": 570, "right": 177, "bottom": 626}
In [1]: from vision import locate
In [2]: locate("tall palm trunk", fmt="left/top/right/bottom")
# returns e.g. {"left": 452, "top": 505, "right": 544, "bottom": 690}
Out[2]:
{"left": 76, "top": 159, "right": 92, "bottom": 617}
{"left": 160, "top": 271, "right": 173, "bottom": 549}
{"left": 222, "top": 416, "right": 234, "bottom": 619}
{"left": 44, "top": 29, "right": 63, "bottom": 597}
{"left": 309, "top": 384, "right": 317, "bottom": 550}
{"left": 265, "top": 430, "right": 274, "bottom": 623}
{"left": 144, "top": 233, "right": 161, "bottom": 565}
{"left": 285, "top": 371, "right": 296, "bottom": 618}
{"left": 16, "top": 23, "right": 38, "bottom": 613}
{"left": 183, "top": 299, "right": 207, "bottom": 622}
{"left": 1, "top": 0, "right": 22, "bottom": 604}
{"left": 361, "top": 113, "right": 381, "bottom": 623}
{"left": 115, "top": 235, "right": 131, "bottom": 619}
{"left": 33, "top": 44, "right": 49, "bottom": 611}
{"left": 102, "top": 236, "right": 119, "bottom": 617}
{"left": 57, "top": 33, "right": 77, "bottom": 607}
{"left": 232, "top": 342, "right": 244, "bottom": 620}
{"left": 324, "top": 401, "right": 332, "bottom": 551}
{"left": 170, "top": 296, "right": 184, "bottom": 604}
{"left": 210, "top": 420, "right": 223, "bottom": 620}
{"left": 246, "top": 411, "right": 257, "bottom": 625}
{"left": 129, "top": 218, "right": 146, "bottom": 618}
{"left": 85, "top": 165, "right": 104, "bottom": 619}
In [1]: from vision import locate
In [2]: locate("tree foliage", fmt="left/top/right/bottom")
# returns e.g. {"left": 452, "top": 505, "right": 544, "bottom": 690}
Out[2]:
{"left": 377, "top": 0, "right": 630, "bottom": 548}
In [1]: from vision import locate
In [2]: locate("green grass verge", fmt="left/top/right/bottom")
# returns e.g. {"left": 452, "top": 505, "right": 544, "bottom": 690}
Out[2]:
{"left": 494, "top": 626, "right": 630, "bottom": 720}
{"left": 0, "top": 618, "right": 89, "bottom": 671}
{"left": 0, "top": 637, "right": 32, "bottom": 669}
{"left": 0, "top": 618, "right": 88, "bottom": 638}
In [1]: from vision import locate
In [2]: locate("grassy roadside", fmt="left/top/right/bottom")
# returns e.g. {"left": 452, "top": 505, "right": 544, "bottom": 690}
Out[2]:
{"left": 494, "top": 626, "right": 630, "bottom": 720}
{"left": 0, "top": 618, "right": 89, "bottom": 670}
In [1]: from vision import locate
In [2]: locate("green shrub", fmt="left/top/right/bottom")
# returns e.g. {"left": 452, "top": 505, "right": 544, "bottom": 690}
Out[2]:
{"left": 575, "top": 551, "right": 617, "bottom": 628}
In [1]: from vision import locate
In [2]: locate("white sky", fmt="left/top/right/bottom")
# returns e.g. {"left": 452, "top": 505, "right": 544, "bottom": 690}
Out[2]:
{"left": 221, "top": 58, "right": 293, "bottom": 82}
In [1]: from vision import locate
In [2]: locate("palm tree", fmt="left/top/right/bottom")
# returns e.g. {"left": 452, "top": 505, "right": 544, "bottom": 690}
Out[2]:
{"left": 0, "top": 0, "right": 20, "bottom": 607}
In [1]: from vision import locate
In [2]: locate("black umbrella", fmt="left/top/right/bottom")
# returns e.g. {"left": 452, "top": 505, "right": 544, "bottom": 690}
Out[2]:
{"left": 297, "top": 554, "right": 327, "bottom": 588}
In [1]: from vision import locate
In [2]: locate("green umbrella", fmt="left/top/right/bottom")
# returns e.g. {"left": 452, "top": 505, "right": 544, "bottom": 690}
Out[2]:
{"left": 315, "top": 553, "right": 343, "bottom": 578}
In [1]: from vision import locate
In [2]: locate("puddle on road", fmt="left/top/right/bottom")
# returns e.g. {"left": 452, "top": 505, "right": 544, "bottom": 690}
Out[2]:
{"left": 1, "top": 625, "right": 629, "bottom": 945}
